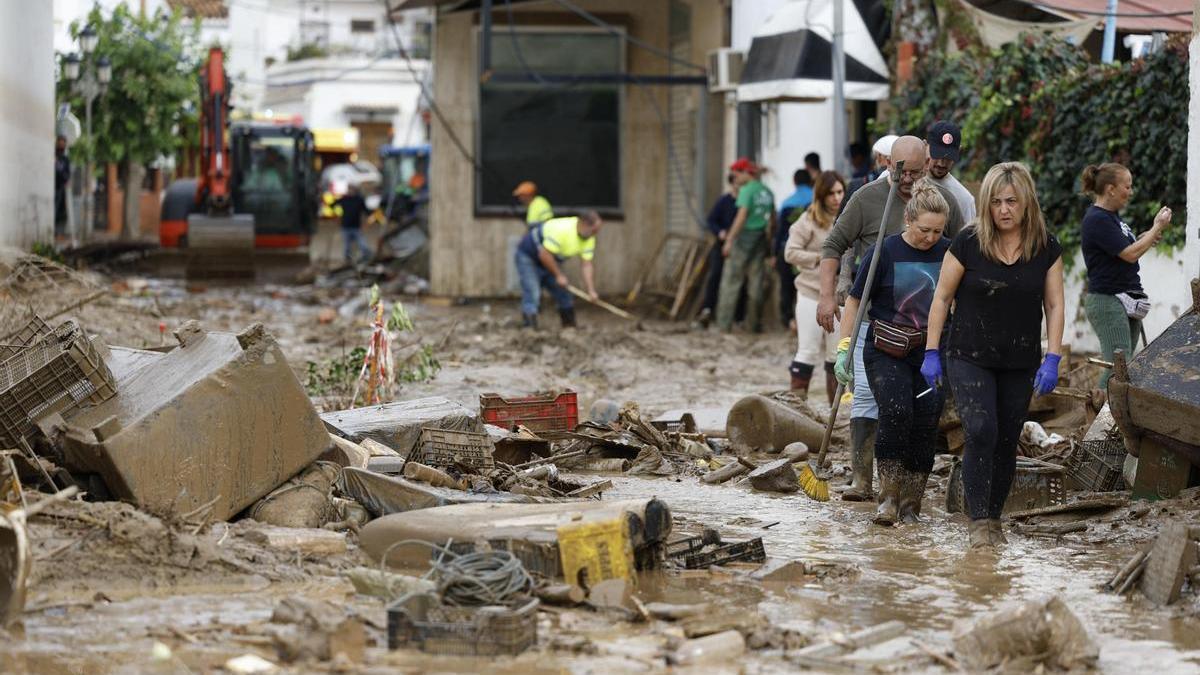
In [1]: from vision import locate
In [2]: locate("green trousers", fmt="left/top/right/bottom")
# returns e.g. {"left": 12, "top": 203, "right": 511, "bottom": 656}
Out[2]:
{"left": 1084, "top": 292, "right": 1142, "bottom": 388}
{"left": 715, "top": 242, "right": 766, "bottom": 332}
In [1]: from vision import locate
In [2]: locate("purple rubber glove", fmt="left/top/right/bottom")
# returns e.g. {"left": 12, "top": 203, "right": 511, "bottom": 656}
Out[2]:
{"left": 920, "top": 349, "right": 942, "bottom": 392}
{"left": 1033, "top": 353, "right": 1062, "bottom": 396}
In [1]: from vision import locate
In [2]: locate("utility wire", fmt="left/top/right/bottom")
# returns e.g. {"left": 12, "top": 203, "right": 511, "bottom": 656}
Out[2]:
{"left": 381, "top": 0, "right": 486, "bottom": 174}
{"left": 547, "top": 0, "right": 706, "bottom": 72}
{"left": 1015, "top": 0, "right": 1191, "bottom": 18}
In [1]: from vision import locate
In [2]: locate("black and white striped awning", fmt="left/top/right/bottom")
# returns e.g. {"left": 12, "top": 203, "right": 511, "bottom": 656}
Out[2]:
{"left": 738, "top": 0, "right": 890, "bottom": 103}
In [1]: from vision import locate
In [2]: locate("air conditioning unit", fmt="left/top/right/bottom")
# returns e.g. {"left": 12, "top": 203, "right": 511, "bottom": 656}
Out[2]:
{"left": 707, "top": 48, "right": 745, "bottom": 93}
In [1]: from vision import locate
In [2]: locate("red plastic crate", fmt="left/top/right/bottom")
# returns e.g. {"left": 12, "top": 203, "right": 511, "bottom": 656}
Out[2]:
{"left": 479, "top": 390, "right": 578, "bottom": 432}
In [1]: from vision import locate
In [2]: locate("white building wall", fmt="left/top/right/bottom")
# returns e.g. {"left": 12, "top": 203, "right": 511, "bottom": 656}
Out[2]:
{"left": 227, "top": 0, "right": 431, "bottom": 113}
{"left": 262, "top": 57, "right": 429, "bottom": 146}
{"left": 2, "top": 1, "right": 55, "bottom": 247}
{"left": 731, "top": 0, "right": 840, "bottom": 204}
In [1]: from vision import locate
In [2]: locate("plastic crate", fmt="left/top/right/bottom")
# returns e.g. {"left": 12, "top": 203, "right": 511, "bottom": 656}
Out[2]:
{"left": 946, "top": 458, "right": 1065, "bottom": 514}
{"left": 480, "top": 390, "right": 578, "bottom": 432}
{"left": 0, "top": 316, "right": 51, "bottom": 363}
{"left": 0, "top": 321, "right": 116, "bottom": 448}
{"left": 1066, "top": 437, "right": 1128, "bottom": 492}
{"left": 387, "top": 593, "right": 538, "bottom": 656}
{"left": 417, "top": 427, "right": 495, "bottom": 470}
{"left": 670, "top": 537, "right": 766, "bottom": 569}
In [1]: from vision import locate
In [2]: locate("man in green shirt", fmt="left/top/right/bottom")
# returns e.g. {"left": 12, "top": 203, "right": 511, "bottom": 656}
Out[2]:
{"left": 716, "top": 158, "right": 776, "bottom": 332}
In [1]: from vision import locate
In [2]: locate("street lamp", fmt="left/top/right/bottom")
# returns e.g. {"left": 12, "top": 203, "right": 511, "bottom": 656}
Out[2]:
{"left": 63, "top": 25, "right": 112, "bottom": 244}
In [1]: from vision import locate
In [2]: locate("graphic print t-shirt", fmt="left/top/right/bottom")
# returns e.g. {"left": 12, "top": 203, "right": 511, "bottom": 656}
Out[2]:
{"left": 850, "top": 233, "right": 950, "bottom": 330}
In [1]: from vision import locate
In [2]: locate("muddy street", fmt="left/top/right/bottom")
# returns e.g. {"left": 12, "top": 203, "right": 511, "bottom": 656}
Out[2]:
{"left": 2, "top": 273, "right": 1199, "bottom": 673}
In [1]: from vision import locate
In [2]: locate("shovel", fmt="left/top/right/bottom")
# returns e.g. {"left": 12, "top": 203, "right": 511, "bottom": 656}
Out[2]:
{"left": 798, "top": 160, "right": 906, "bottom": 501}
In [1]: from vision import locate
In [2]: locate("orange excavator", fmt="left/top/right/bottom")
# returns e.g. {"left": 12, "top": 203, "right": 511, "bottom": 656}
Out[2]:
{"left": 160, "top": 47, "right": 317, "bottom": 278}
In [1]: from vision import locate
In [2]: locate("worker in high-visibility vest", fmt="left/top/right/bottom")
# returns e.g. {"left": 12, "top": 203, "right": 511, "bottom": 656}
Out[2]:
{"left": 513, "top": 181, "right": 553, "bottom": 227}
{"left": 514, "top": 212, "right": 602, "bottom": 329}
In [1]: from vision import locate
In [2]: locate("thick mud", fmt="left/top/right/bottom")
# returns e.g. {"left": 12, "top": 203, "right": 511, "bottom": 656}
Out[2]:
{"left": 2, "top": 279, "right": 1199, "bottom": 672}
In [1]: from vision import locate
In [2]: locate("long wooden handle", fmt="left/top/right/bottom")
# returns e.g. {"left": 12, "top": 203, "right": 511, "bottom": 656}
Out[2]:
{"left": 567, "top": 285, "right": 637, "bottom": 321}
{"left": 841, "top": 159, "right": 905, "bottom": 375}
{"left": 816, "top": 382, "right": 845, "bottom": 469}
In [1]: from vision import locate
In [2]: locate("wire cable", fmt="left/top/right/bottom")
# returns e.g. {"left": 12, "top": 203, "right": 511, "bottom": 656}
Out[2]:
{"left": 1014, "top": 0, "right": 1191, "bottom": 18}
{"left": 379, "top": 539, "right": 533, "bottom": 607}
{"left": 547, "top": 0, "right": 705, "bottom": 72}
{"left": 382, "top": 0, "right": 488, "bottom": 174}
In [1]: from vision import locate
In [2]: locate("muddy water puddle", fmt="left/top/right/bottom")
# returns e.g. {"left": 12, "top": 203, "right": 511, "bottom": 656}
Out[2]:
{"left": 608, "top": 475, "right": 1200, "bottom": 672}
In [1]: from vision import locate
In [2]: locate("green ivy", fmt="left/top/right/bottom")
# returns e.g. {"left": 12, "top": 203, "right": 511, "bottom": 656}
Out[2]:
{"left": 876, "top": 33, "right": 1188, "bottom": 253}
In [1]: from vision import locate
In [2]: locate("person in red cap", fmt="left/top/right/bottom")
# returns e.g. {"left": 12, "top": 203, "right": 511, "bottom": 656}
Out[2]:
{"left": 716, "top": 158, "right": 776, "bottom": 332}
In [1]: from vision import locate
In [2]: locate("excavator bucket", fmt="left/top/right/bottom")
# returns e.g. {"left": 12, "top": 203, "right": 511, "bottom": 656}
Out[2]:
{"left": 185, "top": 213, "right": 256, "bottom": 279}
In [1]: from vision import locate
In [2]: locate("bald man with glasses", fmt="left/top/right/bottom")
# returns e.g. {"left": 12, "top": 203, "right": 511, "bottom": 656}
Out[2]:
{"left": 814, "top": 135, "right": 966, "bottom": 502}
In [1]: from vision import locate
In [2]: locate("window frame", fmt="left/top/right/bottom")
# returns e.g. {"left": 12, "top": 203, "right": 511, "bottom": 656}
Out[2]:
{"left": 473, "top": 24, "right": 626, "bottom": 219}
{"left": 349, "top": 18, "right": 376, "bottom": 34}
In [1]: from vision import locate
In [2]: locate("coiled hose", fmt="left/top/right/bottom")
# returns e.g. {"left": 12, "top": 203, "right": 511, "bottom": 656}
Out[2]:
{"left": 380, "top": 538, "right": 532, "bottom": 607}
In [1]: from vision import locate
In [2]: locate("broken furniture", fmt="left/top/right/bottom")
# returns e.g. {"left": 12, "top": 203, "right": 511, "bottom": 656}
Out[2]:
{"left": 1108, "top": 279, "right": 1200, "bottom": 499}
{"left": 60, "top": 323, "right": 329, "bottom": 521}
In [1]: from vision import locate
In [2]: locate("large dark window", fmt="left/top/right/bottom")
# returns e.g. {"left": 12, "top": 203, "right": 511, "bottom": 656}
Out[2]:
{"left": 478, "top": 30, "right": 622, "bottom": 214}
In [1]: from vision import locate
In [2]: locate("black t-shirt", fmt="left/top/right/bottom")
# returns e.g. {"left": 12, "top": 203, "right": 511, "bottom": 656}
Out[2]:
{"left": 1081, "top": 205, "right": 1142, "bottom": 295}
{"left": 945, "top": 228, "right": 1063, "bottom": 369}
{"left": 850, "top": 233, "right": 950, "bottom": 331}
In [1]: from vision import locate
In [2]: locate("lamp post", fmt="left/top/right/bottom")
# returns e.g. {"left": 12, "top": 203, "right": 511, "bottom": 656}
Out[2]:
{"left": 63, "top": 25, "right": 113, "bottom": 244}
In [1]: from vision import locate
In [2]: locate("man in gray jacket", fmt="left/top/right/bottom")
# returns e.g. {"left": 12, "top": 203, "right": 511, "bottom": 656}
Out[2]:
{"left": 815, "top": 135, "right": 966, "bottom": 502}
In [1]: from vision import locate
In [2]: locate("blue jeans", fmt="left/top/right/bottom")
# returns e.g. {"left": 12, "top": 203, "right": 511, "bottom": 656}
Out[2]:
{"left": 515, "top": 251, "right": 572, "bottom": 316}
{"left": 342, "top": 227, "right": 371, "bottom": 263}
{"left": 851, "top": 322, "right": 879, "bottom": 420}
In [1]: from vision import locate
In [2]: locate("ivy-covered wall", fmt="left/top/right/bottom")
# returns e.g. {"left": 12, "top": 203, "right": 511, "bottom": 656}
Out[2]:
{"left": 877, "top": 33, "right": 1189, "bottom": 253}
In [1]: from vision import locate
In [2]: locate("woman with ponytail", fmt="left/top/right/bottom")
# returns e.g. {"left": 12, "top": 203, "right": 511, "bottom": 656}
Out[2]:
{"left": 1080, "top": 163, "right": 1172, "bottom": 388}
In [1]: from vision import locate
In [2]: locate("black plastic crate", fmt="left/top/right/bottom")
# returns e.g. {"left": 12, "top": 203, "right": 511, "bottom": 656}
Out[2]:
{"left": 417, "top": 427, "right": 495, "bottom": 471}
{"left": 1066, "top": 437, "right": 1128, "bottom": 492}
{"left": 670, "top": 537, "right": 766, "bottom": 569}
{"left": 387, "top": 593, "right": 538, "bottom": 656}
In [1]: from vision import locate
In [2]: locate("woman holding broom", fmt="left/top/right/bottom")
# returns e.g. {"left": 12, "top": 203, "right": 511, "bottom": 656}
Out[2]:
{"left": 922, "top": 162, "right": 1065, "bottom": 550}
{"left": 836, "top": 179, "right": 951, "bottom": 526}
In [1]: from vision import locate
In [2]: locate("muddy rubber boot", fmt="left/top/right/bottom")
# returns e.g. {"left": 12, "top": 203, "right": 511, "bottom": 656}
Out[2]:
{"left": 559, "top": 308, "right": 577, "bottom": 328}
{"left": 898, "top": 471, "right": 928, "bottom": 524}
{"left": 521, "top": 313, "right": 538, "bottom": 329}
{"left": 968, "top": 519, "right": 993, "bottom": 550}
{"left": 841, "top": 418, "right": 876, "bottom": 502}
{"left": 988, "top": 519, "right": 1007, "bottom": 545}
{"left": 824, "top": 369, "right": 838, "bottom": 407}
{"left": 872, "top": 461, "right": 901, "bottom": 526}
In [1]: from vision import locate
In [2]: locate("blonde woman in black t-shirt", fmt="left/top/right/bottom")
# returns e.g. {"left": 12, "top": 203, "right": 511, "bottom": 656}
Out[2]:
{"left": 922, "top": 162, "right": 1065, "bottom": 551}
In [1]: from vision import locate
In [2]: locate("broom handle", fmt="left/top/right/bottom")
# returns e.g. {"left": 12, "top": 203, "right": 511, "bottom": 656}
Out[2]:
{"left": 814, "top": 160, "right": 905, "bottom": 470}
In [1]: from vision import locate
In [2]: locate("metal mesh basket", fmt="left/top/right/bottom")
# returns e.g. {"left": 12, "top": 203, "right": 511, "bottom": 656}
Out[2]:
{"left": 0, "top": 320, "right": 116, "bottom": 447}
{"left": 1066, "top": 437, "right": 1128, "bottom": 492}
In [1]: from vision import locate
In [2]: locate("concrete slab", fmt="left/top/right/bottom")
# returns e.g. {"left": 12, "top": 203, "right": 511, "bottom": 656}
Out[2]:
{"left": 61, "top": 323, "right": 329, "bottom": 521}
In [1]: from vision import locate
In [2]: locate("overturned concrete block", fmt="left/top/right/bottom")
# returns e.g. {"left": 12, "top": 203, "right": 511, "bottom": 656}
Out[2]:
{"left": 748, "top": 458, "right": 799, "bottom": 493}
{"left": 321, "top": 396, "right": 482, "bottom": 454}
{"left": 953, "top": 596, "right": 1098, "bottom": 671}
{"left": 61, "top": 324, "right": 329, "bottom": 521}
